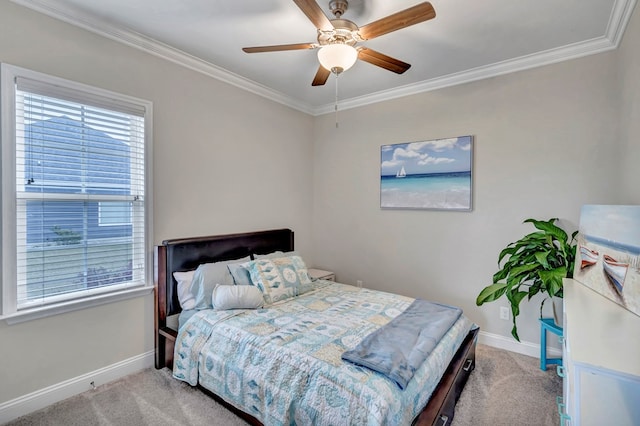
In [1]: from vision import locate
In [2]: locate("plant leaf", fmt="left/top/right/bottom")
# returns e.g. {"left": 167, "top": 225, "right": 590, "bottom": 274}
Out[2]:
{"left": 506, "top": 289, "right": 528, "bottom": 317}
{"left": 511, "top": 324, "right": 520, "bottom": 341}
{"left": 528, "top": 281, "right": 541, "bottom": 299}
{"left": 534, "top": 250, "right": 551, "bottom": 269}
{"left": 493, "top": 267, "right": 509, "bottom": 283}
{"left": 476, "top": 283, "right": 509, "bottom": 305}
{"left": 497, "top": 246, "right": 517, "bottom": 265}
{"left": 506, "top": 289, "right": 528, "bottom": 342}
{"left": 539, "top": 266, "right": 566, "bottom": 296}
{"left": 524, "top": 218, "right": 568, "bottom": 243}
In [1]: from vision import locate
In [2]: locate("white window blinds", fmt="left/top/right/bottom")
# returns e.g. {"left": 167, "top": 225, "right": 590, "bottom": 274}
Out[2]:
{"left": 2, "top": 66, "right": 151, "bottom": 313}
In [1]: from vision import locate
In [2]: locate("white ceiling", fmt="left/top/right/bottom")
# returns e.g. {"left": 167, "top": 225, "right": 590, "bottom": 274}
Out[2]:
{"left": 13, "top": 0, "right": 637, "bottom": 115}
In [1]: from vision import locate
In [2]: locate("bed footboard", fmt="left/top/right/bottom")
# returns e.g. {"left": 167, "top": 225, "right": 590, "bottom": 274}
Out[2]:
{"left": 414, "top": 326, "right": 479, "bottom": 426}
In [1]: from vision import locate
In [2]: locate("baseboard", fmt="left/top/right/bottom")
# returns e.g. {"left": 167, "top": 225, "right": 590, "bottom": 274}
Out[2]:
{"left": 0, "top": 350, "right": 155, "bottom": 424}
{"left": 479, "top": 330, "right": 562, "bottom": 359}
{"left": 0, "top": 334, "right": 558, "bottom": 423}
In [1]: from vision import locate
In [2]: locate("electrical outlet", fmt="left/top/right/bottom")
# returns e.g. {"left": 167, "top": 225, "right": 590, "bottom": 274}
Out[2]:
{"left": 500, "top": 306, "right": 510, "bottom": 321}
{"left": 356, "top": 280, "right": 363, "bottom": 288}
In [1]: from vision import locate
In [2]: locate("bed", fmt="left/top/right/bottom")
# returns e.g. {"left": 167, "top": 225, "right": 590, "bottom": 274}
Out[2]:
{"left": 154, "top": 228, "right": 478, "bottom": 426}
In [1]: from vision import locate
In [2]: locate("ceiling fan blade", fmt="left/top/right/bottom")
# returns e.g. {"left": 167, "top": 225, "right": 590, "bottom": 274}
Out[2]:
{"left": 358, "top": 48, "right": 411, "bottom": 74}
{"left": 358, "top": 2, "right": 436, "bottom": 40}
{"left": 242, "top": 43, "right": 317, "bottom": 53}
{"left": 293, "top": 0, "right": 334, "bottom": 32}
{"left": 312, "top": 66, "right": 331, "bottom": 86}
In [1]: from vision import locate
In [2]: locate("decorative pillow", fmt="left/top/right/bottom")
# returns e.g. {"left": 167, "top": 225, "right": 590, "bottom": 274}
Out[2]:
{"left": 245, "top": 255, "right": 312, "bottom": 305}
{"left": 297, "top": 277, "right": 316, "bottom": 296}
{"left": 227, "top": 262, "right": 253, "bottom": 286}
{"left": 190, "top": 256, "right": 251, "bottom": 310}
{"left": 173, "top": 270, "right": 196, "bottom": 310}
{"left": 232, "top": 252, "right": 301, "bottom": 286}
{"left": 211, "top": 284, "right": 264, "bottom": 310}
{"left": 252, "top": 250, "right": 299, "bottom": 260}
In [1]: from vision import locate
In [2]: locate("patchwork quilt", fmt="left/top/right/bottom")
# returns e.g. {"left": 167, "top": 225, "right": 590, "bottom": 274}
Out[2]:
{"left": 173, "top": 282, "right": 473, "bottom": 425}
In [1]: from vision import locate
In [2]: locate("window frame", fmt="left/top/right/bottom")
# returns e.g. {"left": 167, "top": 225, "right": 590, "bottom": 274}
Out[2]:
{"left": 1, "top": 63, "right": 154, "bottom": 324}
{"left": 98, "top": 201, "right": 133, "bottom": 227}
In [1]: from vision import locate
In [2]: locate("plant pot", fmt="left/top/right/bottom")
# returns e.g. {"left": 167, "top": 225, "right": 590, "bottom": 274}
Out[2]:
{"left": 552, "top": 296, "right": 564, "bottom": 328}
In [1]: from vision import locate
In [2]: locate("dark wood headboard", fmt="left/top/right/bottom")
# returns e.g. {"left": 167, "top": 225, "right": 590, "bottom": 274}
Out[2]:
{"left": 154, "top": 228, "right": 294, "bottom": 368}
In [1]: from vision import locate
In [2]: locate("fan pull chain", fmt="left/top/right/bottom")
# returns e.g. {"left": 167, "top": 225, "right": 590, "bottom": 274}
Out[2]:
{"left": 334, "top": 70, "right": 339, "bottom": 128}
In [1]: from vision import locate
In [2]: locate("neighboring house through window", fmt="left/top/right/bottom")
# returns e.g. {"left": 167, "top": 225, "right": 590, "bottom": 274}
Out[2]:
{"left": 1, "top": 64, "right": 153, "bottom": 321}
{"left": 99, "top": 202, "right": 132, "bottom": 227}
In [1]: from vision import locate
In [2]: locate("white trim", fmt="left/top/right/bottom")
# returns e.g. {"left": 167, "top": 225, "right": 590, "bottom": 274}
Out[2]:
{"left": 9, "top": 0, "right": 315, "bottom": 116}
{"left": 1, "top": 63, "right": 18, "bottom": 316}
{"left": 313, "top": 36, "right": 617, "bottom": 115}
{"left": 606, "top": 0, "right": 639, "bottom": 46}
{"left": 9, "top": 0, "right": 637, "bottom": 116}
{"left": 479, "top": 330, "right": 562, "bottom": 359}
{"left": 1, "top": 63, "right": 154, "bottom": 320}
{"left": 0, "top": 332, "right": 561, "bottom": 423}
{"left": 1, "top": 285, "right": 153, "bottom": 324}
{"left": 0, "top": 350, "right": 155, "bottom": 424}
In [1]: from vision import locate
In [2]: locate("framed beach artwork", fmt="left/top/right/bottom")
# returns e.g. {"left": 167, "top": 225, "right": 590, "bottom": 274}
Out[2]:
{"left": 574, "top": 205, "right": 640, "bottom": 318}
{"left": 380, "top": 136, "right": 473, "bottom": 211}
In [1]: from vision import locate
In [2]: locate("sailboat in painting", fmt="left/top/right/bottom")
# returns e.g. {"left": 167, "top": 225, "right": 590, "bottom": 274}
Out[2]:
{"left": 603, "top": 254, "right": 629, "bottom": 293}
{"left": 580, "top": 245, "right": 599, "bottom": 269}
{"left": 396, "top": 166, "right": 407, "bottom": 178}
{"left": 575, "top": 205, "right": 640, "bottom": 318}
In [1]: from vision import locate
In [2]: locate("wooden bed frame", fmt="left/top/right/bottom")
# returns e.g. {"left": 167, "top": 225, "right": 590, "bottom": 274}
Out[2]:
{"left": 154, "top": 228, "right": 478, "bottom": 426}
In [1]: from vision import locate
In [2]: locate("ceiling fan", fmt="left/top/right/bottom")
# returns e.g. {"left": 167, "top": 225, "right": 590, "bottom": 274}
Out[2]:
{"left": 242, "top": 0, "right": 436, "bottom": 86}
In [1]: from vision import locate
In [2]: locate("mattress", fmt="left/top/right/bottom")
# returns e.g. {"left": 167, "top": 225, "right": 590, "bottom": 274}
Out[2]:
{"left": 173, "top": 281, "right": 473, "bottom": 425}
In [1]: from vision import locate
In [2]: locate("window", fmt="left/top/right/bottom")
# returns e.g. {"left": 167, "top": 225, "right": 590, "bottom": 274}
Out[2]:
{"left": 99, "top": 202, "right": 132, "bottom": 226}
{"left": 1, "top": 64, "right": 153, "bottom": 320}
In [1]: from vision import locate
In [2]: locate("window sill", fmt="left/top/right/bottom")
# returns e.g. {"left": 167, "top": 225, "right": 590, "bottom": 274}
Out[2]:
{"left": 1, "top": 285, "right": 154, "bottom": 325}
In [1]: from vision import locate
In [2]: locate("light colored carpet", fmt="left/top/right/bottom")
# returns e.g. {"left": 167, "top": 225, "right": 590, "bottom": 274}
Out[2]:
{"left": 5, "top": 367, "right": 248, "bottom": 426}
{"left": 6, "top": 344, "right": 561, "bottom": 426}
{"left": 452, "top": 344, "right": 562, "bottom": 426}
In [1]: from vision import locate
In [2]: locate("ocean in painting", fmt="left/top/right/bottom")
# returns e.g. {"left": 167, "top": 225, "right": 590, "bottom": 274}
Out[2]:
{"left": 583, "top": 234, "right": 640, "bottom": 256}
{"left": 574, "top": 205, "right": 640, "bottom": 318}
{"left": 380, "top": 171, "right": 471, "bottom": 210}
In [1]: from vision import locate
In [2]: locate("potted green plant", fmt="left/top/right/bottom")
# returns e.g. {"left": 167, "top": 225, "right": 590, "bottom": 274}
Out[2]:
{"left": 476, "top": 218, "right": 577, "bottom": 341}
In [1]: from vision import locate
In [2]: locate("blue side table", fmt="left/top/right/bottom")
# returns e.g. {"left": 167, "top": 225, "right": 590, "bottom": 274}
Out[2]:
{"left": 539, "top": 318, "right": 563, "bottom": 371}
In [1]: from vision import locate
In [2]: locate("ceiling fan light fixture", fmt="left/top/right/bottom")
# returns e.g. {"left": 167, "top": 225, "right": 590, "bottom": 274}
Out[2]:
{"left": 317, "top": 44, "right": 357, "bottom": 74}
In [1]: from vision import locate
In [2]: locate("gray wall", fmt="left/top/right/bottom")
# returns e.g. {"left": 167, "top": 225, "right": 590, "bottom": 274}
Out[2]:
{"left": 618, "top": 4, "right": 640, "bottom": 202}
{"left": 0, "top": 0, "right": 638, "bottom": 410}
{"left": 0, "top": 1, "right": 313, "bottom": 404}
{"left": 311, "top": 42, "right": 628, "bottom": 345}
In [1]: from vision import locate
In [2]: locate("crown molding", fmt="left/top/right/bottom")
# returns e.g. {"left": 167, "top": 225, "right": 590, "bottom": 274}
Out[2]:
{"left": 607, "top": 0, "right": 638, "bottom": 45}
{"left": 12, "top": 0, "right": 637, "bottom": 117}
{"left": 313, "top": 0, "right": 637, "bottom": 115}
{"left": 10, "top": 0, "right": 316, "bottom": 115}
{"left": 312, "top": 35, "right": 616, "bottom": 115}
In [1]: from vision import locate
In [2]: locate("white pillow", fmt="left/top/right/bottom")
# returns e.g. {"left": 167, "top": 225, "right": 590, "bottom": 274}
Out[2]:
{"left": 173, "top": 270, "right": 196, "bottom": 310}
{"left": 190, "top": 256, "right": 251, "bottom": 310}
{"left": 212, "top": 284, "right": 264, "bottom": 310}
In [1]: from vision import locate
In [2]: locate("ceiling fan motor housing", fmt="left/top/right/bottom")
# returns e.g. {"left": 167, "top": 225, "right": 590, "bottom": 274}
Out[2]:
{"left": 329, "top": 0, "right": 349, "bottom": 18}
{"left": 318, "top": 18, "right": 359, "bottom": 46}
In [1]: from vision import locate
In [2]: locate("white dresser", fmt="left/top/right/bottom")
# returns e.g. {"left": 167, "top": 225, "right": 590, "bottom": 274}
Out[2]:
{"left": 561, "top": 279, "right": 640, "bottom": 425}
